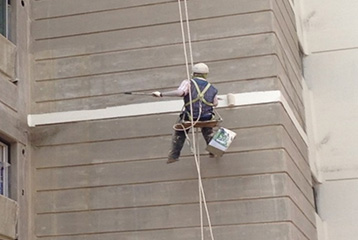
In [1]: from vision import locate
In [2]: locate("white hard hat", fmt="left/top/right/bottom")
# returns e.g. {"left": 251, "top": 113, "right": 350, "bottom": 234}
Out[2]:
{"left": 192, "top": 63, "right": 209, "bottom": 74}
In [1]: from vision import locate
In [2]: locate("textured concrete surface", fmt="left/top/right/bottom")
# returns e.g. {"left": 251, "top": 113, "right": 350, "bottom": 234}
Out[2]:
{"left": 0, "top": 2, "right": 32, "bottom": 240}
{"left": 0, "top": 35, "right": 15, "bottom": 79}
{"left": 303, "top": 1, "right": 358, "bottom": 239}
{"left": 0, "top": 195, "right": 18, "bottom": 239}
{"left": 29, "top": 0, "right": 315, "bottom": 240}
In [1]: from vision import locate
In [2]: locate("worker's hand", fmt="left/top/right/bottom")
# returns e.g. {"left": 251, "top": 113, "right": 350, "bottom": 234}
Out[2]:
{"left": 152, "top": 91, "right": 162, "bottom": 97}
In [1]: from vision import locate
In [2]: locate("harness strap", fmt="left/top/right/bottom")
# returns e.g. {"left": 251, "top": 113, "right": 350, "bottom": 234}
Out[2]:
{"left": 185, "top": 80, "right": 214, "bottom": 107}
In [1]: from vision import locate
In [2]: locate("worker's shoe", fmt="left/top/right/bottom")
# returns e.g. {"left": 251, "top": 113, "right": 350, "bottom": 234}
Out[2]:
{"left": 167, "top": 158, "right": 179, "bottom": 164}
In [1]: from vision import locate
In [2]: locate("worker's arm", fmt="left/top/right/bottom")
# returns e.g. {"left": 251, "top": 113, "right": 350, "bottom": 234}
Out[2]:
{"left": 152, "top": 89, "right": 185, "bottom": 97}
{"left": 164, "top": 89, "right": 185, "bottom": 97}
{"left": 152, "top": 79, "right": 188, "bottom": 98}
{"left": 213, "top": 95, "right": 219, "bottom": 107}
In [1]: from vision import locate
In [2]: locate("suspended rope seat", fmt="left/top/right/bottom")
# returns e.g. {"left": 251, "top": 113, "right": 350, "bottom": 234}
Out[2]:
{"left": 173, "top": 111, "right": 223, "bottom": 130}
{"left": 173, "top": 119, "right": 221, "bottom": 130}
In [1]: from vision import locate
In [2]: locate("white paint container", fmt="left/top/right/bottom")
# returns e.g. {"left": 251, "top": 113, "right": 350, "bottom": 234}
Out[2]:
{"left": 206, "top": 127, "right": 237, "bottom": 157}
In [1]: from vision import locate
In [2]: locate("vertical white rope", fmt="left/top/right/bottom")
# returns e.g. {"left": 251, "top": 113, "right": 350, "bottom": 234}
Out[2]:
{"left": 178, "top": 0, "right": 201, "bottom": 237}
{"left": 177, "top": 1, "right": 215, "bottom": 240}
{"left": 177, "top": 1, "right": 197, "bottom": 178}
{"left": 192, "top": 135, "right": 215, "bottom": 240}
{"left": 198, "top": 180, "right": 215, "bottom": 240}
{"left": 191, "top": 129, "right": 215, "bottom": 240}
{"left": 183, "top": 0, "right": 194, "bottom": 68}
{"left": 196, "top": 128, "right": 204, "bottom": 240}
{"left": 177, "top": 0, "right": 191, "bottom": 81}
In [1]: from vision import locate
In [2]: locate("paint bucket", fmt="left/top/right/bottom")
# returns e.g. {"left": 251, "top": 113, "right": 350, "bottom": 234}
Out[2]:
{"left": 206, "top": 127, "right": 237, "bottom": 157}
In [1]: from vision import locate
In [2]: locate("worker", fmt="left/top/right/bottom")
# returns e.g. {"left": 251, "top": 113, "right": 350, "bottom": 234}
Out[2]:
{"left": 152, "top": 63, "right": 219, "bottom": 163}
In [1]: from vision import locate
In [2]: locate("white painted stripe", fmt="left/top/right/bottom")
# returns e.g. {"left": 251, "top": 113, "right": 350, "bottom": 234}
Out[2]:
{"left": 28, "top": 100, "right": 183, "bottom": 127}
{"left": 27, "top": 90, "right": 307, "bottom": 143}
{"left": 279, "top": 93, "right": 308, "bottom": 144}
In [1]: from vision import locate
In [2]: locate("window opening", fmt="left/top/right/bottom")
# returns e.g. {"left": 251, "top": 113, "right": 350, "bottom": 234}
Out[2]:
{"left": 0, "top": 0, "right": 10, "bottom": 38}
{"left": 0, "top": 141, "right": 10, "bottom": 196}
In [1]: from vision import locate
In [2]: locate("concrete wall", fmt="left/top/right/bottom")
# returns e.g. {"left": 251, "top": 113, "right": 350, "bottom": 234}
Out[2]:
{"left": 0, "top": 195, "right": 18, "bottom": 239}
{"left": 0, "top": 1, "right": 32, "bottom": 240}
{"left": 302, "top": 1, "right": 358, "bottom": 239}
{"left": 0, "top": 36, "right": 19, "bottom": 138}
{"left": 30, "top": 0, "right": 316, "bottom": 240}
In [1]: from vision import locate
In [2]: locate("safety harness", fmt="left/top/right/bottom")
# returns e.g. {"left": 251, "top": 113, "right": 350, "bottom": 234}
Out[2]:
{"left": 183, "top": 78, "right": 217, "bottom": 121}
{"left": 184, "top": 79, "right": 214, "bottom": 108}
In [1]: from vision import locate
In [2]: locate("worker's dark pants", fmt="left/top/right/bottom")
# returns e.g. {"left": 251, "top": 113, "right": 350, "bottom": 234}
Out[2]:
{"left": 168, "top": 127, "right": 214, "bottom": 160}
{"left": 168, "top": 114, "right": 214, "bottom": 160}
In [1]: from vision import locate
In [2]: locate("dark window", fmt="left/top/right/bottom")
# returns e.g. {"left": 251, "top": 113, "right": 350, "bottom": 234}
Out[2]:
{"left": 0, "top": 141, "right": 9, "bottom": 196}
{"left": 0, "top": 0, "right": 9, "bottom": 38}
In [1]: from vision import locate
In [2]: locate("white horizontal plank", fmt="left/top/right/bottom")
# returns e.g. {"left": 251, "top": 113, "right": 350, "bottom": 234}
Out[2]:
{"left": 28, "top": 90, "right": 307, "bottom": 144}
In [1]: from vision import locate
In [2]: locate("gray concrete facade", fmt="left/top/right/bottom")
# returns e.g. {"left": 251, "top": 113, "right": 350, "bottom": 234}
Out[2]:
{"left": 1, "top": 0, "right": 316, "bottom": 240}
{"left": 0, "top": 0, "right": 32, "bottom": 240}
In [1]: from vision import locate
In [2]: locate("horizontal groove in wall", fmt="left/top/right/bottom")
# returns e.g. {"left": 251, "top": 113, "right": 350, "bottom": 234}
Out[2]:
{"left": 33, "top": 132, "right": 311, "bottom": 195}
{"left": 34, "top": 172, "right": 315, "bottom": 225}
{"left": 34, "top": 75, "right": 277, "bottom": 104}
{"left": 33, "top": 52, "right": 304, "bottom": 131}
{"left": 32, "top": 57, "right": 276, "bottom": 109}
{"left": 273, "top": 60, "right": 304, "bottom": 118}
{"left": 31, "top": 16, "right": 304, "bottom": 127}
{"left": 33, "top": 122, "right": 282, "bottom": 147}
{"left": 36, "top": 193, "right": 316, "bottom": 229}
{"left": 35, "top": 160, "right": 288, "bottom": 192}
{"left": 273, "top": 19, "right": 302, "bottom": 88}
{"left": 33, "top": 1, "right": 176, "bottom": 21}
{"left": 276, "top": 103, "right": 307, "bottom": 158}
{"left": 33, "top": 56, "right": 273, "bottom": 84}
{"left": 31, "top": 104, "right": 307, "bottom": 159}
{"left": 0, "top": 98, "right": 18, "bottom": 113}
{"left": 273, "top": 45, "right": 303, "bottom": 103}
{"left": 34, "top": 197, "right": 314, "bottom": 239}
{"left": 0, "top": 77, "right": 18, "bottom": 111}
{"left": 33, "top": 10, "right": 272, "bottom": 41}
{"left": 34, "top": 147, "right": 311, "bottom": 195}
{"left": 33, "top": 56, "right": 305, "bottom": 128}
{"left": 278, "top": 0, "right": 296, "bottom": 30}
{"left": 33, "top": 32, "right": 275, "bottom": 82}
{"left": 32, "top": 42, "right": 303, "bottom": 123}
{"left": 271, "top": 8, "right": 303, "bottom": 96}
{"left": 285, "top": 147, "right": 312, "bottom": 198}
{"left": 274, "top": 0, "right": 297, "bottom": 51}
{"left": 29, "top": 96, "right": 308, "bottom": 179}
{"left": 273, "top": 17, "right": 301, "bottom": 77}
{"left": 36, "top": 184, "right": 289, "bottom": 215}
{"left": 284, "top": 164, "right": 314, "bottom": 204}
{"left": 277, "top": 75, "right": 304, "bottom": 127}
{"left": 35, "top": 221, "right": 293, "bottom": 239}
{"left": 35, "top": 31, "right": 272, "bottom": 63}
{"left": 33, "top": 124, "right": 309, "bottom": 177}
{"left": 0, "top": 67, "right": 14, "bottom": 79}
{"left": 277, "top": 101, "right": 307, "bottom": 151}
{"left": 33, "top": 10, "right": 274, "bottom": 60}
{"left": 33, "top": 55, "right": 304, "bottom": 129}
